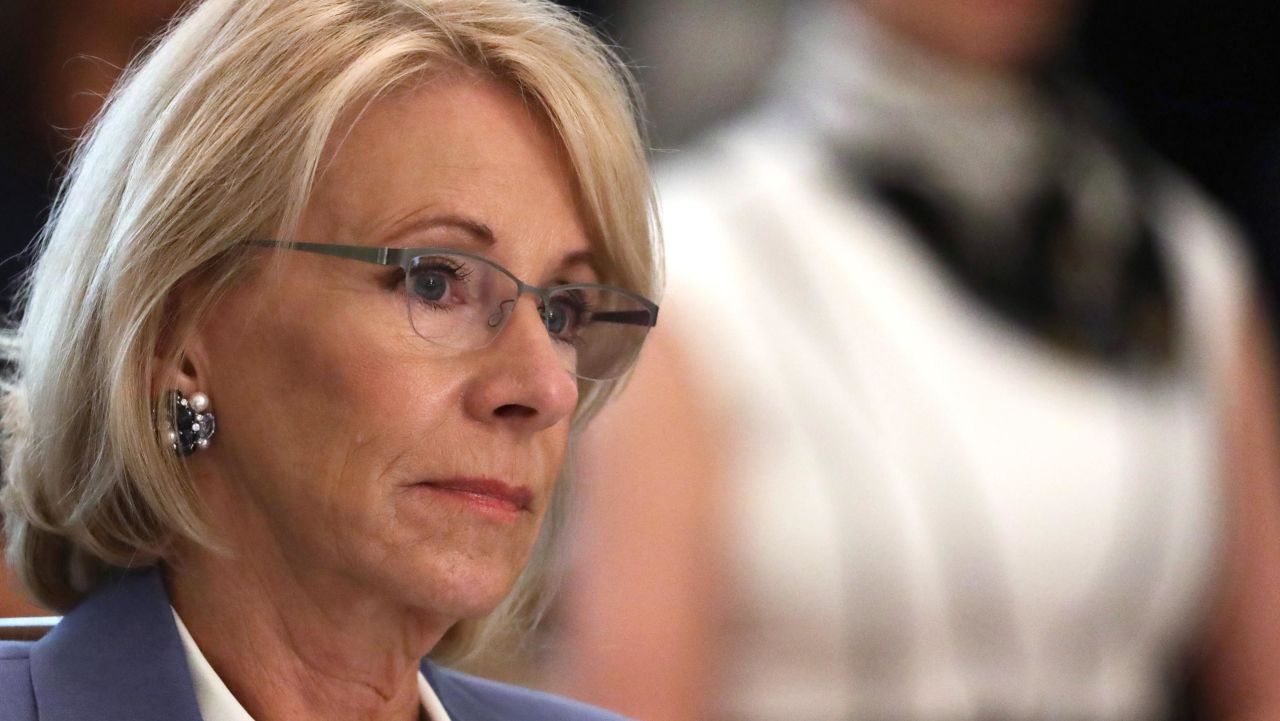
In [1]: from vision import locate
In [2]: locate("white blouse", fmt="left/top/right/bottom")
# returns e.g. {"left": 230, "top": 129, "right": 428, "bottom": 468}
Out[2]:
{"left": 172, "top": 610, "right": 453, "bottom": 721}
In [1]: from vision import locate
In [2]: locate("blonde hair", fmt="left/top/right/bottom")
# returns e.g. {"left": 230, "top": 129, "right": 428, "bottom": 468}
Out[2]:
{"left": 0, "top": 0, "right": 659, "bottom": 662}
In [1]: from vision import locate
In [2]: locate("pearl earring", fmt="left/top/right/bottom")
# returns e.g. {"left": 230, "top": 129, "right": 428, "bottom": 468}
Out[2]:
{"left": 160, "top": 390, "right": 216, "bottom": 456}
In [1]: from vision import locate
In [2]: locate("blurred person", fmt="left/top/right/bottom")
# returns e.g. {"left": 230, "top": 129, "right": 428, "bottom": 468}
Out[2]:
{"left": 551, "top": 1, "right": 1280, "bottom": 720}
{"left": 0, "top": 1, "right": 662, "bottom": 719}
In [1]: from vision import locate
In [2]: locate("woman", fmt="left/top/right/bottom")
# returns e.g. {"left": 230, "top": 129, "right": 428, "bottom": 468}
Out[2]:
{"left": 0, "top": 1, "right": 659, "bottom": 719}
{"left": 554, "top": 1, "right": 1280, "bottom": 720}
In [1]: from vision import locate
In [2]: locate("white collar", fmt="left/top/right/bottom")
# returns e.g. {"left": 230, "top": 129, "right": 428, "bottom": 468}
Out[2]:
{"left": 171, "top": 609, "right": 453, "bottom": 721}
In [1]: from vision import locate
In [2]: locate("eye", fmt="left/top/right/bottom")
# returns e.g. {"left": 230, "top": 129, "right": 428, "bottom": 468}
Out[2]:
{"left": 542, "top": 291, "right": 590, "bottom": 341}
{"left": 409, "top": 257, "right": 473, "bottom": 307}
{"left": 413, "top": 270, "right": 449, "bottom": 302}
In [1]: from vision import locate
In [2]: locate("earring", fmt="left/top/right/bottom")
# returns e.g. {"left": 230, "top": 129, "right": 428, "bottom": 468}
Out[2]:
{"left": 160, "top": 390, "right": 216, "bottom": 456}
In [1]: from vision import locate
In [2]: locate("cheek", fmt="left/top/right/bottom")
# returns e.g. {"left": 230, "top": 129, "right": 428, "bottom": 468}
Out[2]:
{"left": 200, "top": 286, "right": 463, "bottom": 536}
{"left": 195, "top": 278, "right": 573, "bottom": 611}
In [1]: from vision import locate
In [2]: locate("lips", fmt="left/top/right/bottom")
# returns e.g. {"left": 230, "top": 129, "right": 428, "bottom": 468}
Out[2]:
{"left": 415, "top": 477, "right": 534, "bottom": 514}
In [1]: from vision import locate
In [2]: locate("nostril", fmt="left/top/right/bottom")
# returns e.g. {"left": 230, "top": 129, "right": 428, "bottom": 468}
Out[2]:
{"left": 493, "top": 403, "right": 537, "bottom": 419}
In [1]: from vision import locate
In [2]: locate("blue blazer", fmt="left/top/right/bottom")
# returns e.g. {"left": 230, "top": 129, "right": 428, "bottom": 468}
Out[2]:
{"left": 0, "top": 568, "right": 628, "bottom": 721}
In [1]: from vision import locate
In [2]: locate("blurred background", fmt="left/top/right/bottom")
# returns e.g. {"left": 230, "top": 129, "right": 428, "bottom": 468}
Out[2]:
{"left": 3, "top": 2, "right": 1280, "bottom": 720}
{"left": 605, "top": 0, "right": 1280, "bottom": 323}
{"left": 2, "top": 1, "right": 1278, "bottom": 318}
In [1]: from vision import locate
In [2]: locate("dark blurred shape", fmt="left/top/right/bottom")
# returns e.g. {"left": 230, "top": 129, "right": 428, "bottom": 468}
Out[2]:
{"left": 0, "top": 2, "right": 54, "bottom": 310}
{"left": 555, "top": 0, "right": 625, "bottom": 29}
{"left": 0, "top": 0, "right": 185, "bottom": 314}
{"left": 1079, "top": 1, "right": 1280, "bottom": 327}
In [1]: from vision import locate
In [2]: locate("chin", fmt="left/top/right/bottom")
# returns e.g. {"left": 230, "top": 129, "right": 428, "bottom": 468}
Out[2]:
{"left": 421, "top": 566, "right": 522, "bottom": 620}
{"left": 370, "top": 543, "right": 530, "bottom": 621}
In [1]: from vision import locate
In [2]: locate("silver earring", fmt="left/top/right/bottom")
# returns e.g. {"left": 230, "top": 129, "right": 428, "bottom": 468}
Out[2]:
{"left": 160, "top": 390, "right": 216, "bottom": 456}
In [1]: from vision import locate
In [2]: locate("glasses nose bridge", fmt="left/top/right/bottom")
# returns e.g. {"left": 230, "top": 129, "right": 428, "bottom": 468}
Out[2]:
{"left": 479, "top": 280, "right": 574, "bottom": 375}
{"left": 487, "top": 278, "right": 551, "bottom": 338}
{"left": 513, "top": 277, "right": 554, "bottom": 305}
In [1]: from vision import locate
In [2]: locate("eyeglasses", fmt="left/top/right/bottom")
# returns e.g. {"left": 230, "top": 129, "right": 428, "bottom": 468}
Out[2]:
{"left": 244, "top": 240, "right": 659, "bottom": 381}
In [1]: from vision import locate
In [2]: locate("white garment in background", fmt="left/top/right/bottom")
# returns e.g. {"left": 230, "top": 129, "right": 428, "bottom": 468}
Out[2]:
{"left": 658, "top": 4, "right": 1249, "bottom": 720}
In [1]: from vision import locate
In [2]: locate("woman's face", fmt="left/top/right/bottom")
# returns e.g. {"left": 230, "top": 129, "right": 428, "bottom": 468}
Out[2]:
{"left": 188, "top": 75, "right": 588, "bottom": 622}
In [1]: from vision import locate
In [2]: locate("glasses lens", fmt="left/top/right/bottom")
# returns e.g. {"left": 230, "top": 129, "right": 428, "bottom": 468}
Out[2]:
{"left": 546, "top": 286, "right": 655, "bottom": 380}
{"left": 405, "top": 253, "right": 516, "bottom": 349}
{"left": 405, "top": 252, "right": 654, "bottom": 381}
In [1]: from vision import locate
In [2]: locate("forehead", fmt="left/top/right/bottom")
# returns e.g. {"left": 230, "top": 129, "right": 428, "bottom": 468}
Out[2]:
{"left": 302, "top": 73, "right": 592, "bottom": 267}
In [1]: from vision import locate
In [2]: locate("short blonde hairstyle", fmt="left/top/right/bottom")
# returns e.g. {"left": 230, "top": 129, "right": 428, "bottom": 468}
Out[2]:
{"left": 0, "top": 0, "right": 659, "bottom": 662}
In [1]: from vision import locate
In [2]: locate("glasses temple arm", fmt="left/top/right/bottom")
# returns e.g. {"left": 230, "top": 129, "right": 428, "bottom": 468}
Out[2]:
{"left": 591, "top": 309, "right": 658, "bottom": 327}
{"left": 244, "top": 240, "right": 397, "bottom": 265}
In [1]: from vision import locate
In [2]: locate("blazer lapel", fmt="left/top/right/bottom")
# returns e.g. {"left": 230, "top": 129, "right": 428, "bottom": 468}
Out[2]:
{"left": 28, "top": 567, "right": 204, "bottom": 721}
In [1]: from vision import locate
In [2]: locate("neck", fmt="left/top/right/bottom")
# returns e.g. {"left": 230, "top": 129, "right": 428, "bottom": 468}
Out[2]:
{"left": 781, "top": 1, "right": 1055, "bottom": 223}
{"left": 167, "top": 535, "right": 448, "bottom": 721}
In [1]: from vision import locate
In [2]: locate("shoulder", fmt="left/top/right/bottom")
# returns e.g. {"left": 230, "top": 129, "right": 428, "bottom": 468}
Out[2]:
{"left": 426, "top": 664, "right": 632, "bottom": 721}
{"left": 1146, "top": 166, "right": 1255, "bottom": 376}
{"left": 0, "top": 641, "right": 36, "bottom": 721}
{"left": 1149, "top": 167, "right": 1251, "bottom": 295}
{"left": 0, "top": 640, "right": 33, "bottom": 660}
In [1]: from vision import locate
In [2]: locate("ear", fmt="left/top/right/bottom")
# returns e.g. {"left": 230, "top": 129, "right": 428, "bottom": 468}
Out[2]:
{"left": 150, "top": 310, "right": 215, "bottom": 402}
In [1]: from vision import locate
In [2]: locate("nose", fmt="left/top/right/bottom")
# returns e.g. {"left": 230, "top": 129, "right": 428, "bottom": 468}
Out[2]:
{"left": 463, "top": 295, "right": 578, "bottom": 432}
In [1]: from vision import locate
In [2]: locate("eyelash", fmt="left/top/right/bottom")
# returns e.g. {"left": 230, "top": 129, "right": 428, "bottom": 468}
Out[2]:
{"left": 419, "top": 258, "right": 473, "bottom": 281}
{"left": 392, "top": 260, "right": 474, "bottom": 295}
{"left": 555, "top": 289, "right": 590, "bottom": 314}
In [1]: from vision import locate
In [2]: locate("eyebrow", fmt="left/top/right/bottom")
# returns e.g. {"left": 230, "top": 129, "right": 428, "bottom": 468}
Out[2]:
{"left": 386, "top": 212, "right": 598, "bottom": 277}
{"left": 384, "top": 214, "right": 496, "bottom": 248}
{"left": 558, "top": 251, "right": 601, "bottom": 285}
{"left": 559, "top": 249, "right": 597, "bottom": 275}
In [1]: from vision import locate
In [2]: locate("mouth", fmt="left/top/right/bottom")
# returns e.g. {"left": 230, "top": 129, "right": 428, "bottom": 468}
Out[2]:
{"left": 412, "top": 477, "right": 535, "bottom": 518}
